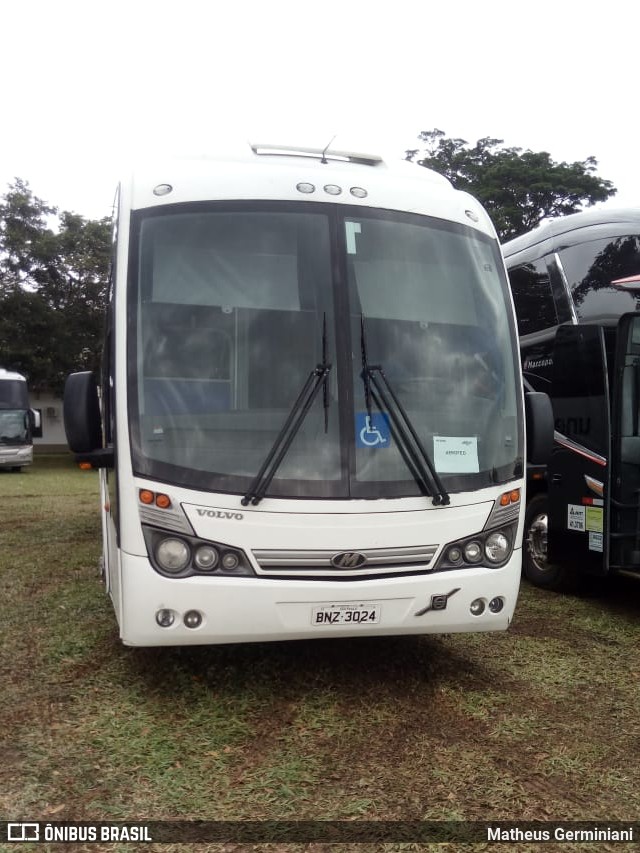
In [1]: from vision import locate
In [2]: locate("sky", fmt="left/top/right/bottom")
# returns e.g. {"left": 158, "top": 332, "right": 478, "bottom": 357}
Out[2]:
{"left": 1, "top": 0, "right": 638, "bottom": 221}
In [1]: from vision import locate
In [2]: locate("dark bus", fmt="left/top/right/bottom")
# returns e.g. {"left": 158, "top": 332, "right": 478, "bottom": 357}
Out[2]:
{"left": 503, "top": 208, "right": 640, "bottom": 589}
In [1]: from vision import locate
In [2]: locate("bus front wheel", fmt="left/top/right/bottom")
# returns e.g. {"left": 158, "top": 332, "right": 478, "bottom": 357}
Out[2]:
{"left": 523, "top": 494, "right": 570, "bottom": 590}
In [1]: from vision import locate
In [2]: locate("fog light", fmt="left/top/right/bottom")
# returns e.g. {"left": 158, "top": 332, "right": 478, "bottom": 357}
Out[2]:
{"left": 221, "top": 552, "right": 240, "bottom": 571}
{"left": 463, "top": 541, "right": 483, "bottom": 563}
{"left": 194, "top": 545, "right": 218, "bottom": 571}
{"left": 156, "top": 609, "right": 176, "bottom": 628}
{"left": 184, "top": 610, "right": 203, "bottom": 629}
{"left": 470, "top": 598, "right": 485, "bottom": 616}
{"left": 489, "top": 597, "right": 504, "bottom": 613}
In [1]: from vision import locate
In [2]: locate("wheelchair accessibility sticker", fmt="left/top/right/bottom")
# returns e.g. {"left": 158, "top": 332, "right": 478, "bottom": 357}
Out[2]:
{"left": 356, "top": 412, "right": 391, "bottom": 448}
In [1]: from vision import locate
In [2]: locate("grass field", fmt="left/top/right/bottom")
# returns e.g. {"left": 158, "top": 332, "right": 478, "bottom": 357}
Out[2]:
{"left": 1, "top": 457, "right": 639, "bottom": 852}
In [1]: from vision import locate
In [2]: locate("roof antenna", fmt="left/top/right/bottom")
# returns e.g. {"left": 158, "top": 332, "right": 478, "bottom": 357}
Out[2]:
{"left": 320, "top": 135, "right": 336, "bottom": 164}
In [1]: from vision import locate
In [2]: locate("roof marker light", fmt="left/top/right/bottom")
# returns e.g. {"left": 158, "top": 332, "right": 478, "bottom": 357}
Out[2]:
{"left": 350, "top": 187, "right": 368, "bottom": 199}
{"left": 153, "top": 184, "right": 173, "bottom": 197}
{"left": 324, "top": 184, "right": 342, "bottom": 196}
{"left": 296, "top": 182, "right": 315, "bottom": 194}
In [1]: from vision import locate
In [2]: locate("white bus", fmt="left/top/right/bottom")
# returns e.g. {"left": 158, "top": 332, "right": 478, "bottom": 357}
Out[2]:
{"left": 0, "top": 368, "right": 41, "bottom": 471}
{"left": 63, "top": 142, "right": 551, "bottom": 646}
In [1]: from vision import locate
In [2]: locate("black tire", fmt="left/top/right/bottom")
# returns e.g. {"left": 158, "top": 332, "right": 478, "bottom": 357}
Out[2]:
{"left": 523, "top": 493, "right": 571, "bottom": 590}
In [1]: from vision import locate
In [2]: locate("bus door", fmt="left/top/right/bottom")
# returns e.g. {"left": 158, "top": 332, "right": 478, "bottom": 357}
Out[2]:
{"left": 547, "top": 325, "right": 611, "bottom": 575}
{"left": 611, "top": 314, "right": 640, "bottom": 572}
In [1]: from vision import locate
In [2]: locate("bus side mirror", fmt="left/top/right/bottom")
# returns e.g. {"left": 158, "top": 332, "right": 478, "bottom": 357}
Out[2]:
{"left": 63, "top": 372, "right": 114, "bottom": 468}
{"left": 29, "top": 408, "right": 43, "bottom": 439}
{"left": 525, "top": 391, "right": 554, "bottom": 465}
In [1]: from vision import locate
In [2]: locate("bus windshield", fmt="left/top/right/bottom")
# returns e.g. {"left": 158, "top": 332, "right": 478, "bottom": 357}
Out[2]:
{"left": 0, "top": 410, "right": 28, "bottom": 446}
{"left": 128, "top": 203, "right": 523, "bottom": 499}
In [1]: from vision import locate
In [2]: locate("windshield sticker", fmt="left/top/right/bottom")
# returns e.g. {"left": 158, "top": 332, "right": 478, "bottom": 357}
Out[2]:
{"left": 589, "top": 532, "right": 604, "bottom": 553}
{"left": 345, "top": 221, "right": 362, "bottom": 255}
{"left": 356, "top": 412, "right": 391, "bottom": 448}
{"left": 567, "top": 504, "right": 586, "bottom": 532}
{"left": 433, "top": 436, "right": 479, "bottom": 473}
{"left": 586, "top": 506, "right": 604, "bottom": 533}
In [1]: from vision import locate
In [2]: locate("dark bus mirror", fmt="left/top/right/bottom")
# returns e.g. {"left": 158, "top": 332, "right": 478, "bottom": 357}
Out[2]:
{"left": 525, "top": 391, "right": 554, "bottom": 464}
{"left": 64, "top": 372, "right": 103, "bottom": 454}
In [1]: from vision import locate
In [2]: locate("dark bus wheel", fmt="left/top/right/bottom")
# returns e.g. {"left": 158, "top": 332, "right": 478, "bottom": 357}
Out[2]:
{"left": 523, "top": 494, "right": 570, "bottom": 590}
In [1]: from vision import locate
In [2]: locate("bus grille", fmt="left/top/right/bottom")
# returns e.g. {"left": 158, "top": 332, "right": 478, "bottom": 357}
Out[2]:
{"left": 251, "top": 545, "right": 438, "bottom": 579}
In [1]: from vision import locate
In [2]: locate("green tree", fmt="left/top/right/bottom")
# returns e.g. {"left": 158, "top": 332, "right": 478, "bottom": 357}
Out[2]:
{"left": 0, "top": 180, "right": 111, "bottom": 392}
{"left": 406, "top": 129, "right": 616, "bottom": 240}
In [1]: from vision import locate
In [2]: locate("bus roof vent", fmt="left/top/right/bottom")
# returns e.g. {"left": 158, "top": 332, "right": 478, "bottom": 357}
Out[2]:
{"left": 250, "top": 142, "right": 383, "bottom": 167}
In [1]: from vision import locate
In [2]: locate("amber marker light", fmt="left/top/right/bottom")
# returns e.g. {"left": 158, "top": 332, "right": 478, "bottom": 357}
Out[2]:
{"left": 510, "top": 489, "right": 521, "bottom": 503}
{"left": 156, "top": 493, "right": 172, "bottom": 509}
{"left": 499, "top": 493, "right": 511, "bottom": 506}
{"left": 79, "top": 462, "right": 93, "bottom": 470}
{"left": 139, "top": 489, "right": 155, "bottom": 505}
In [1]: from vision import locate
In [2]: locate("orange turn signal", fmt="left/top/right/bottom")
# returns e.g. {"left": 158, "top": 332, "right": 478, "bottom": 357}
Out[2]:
{"left": 139, "top": 489, "right": 154, "bottom": 505}
{"left": 155, "top": 493, "right": 171, "bottom": 509}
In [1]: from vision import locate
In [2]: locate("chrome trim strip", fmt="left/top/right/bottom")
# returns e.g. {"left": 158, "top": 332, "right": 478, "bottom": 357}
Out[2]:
{"left": 139, "top": 505, "right": 195, "bottom": 535}
{"left": 252, "top": 545, "right": 438, "bottom": 576}
{"left": 483, "top": 501, "right": 520, "bottom": 530}
{"left": 553, "top": 252, "right": 579, "bottom": 325}
{"left": 584, "top": 474, "right": 604, "bottom": 497}
{"left": 554, "top": 431, "right": 607, "bottom": 467}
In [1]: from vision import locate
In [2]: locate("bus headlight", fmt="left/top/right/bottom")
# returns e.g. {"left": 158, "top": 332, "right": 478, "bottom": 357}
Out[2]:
{"left": 221, "top": 552, "right": 240, "bottom": 571}
{"left": 156, "top": 538, "right": 191, "bottom": 572}
{"left": 143, "top": 526, "right": 255, "bottom": 578}
{"left": 194, "top": 545, "right": 219, "bottom": 571}
{"left": 485, "top": 532, "right": 510, "bottom": 563}
{"left": 463, "top": 541, "right": 483, "bottom": 563}
{"left": 434, "top": 523, "right": 516, "bottom": 571}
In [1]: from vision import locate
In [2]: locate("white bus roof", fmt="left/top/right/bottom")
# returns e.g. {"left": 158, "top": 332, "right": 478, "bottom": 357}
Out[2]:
{"left": 0, "top": 368, "right": 26, "bottom": 382}
{"left": 122, "top": 142, "right": 497, "bottom": 237}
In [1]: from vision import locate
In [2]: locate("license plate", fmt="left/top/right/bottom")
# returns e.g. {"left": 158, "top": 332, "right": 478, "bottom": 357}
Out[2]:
{"left": 311, "top": 603, "right": 381, "bottom": 626}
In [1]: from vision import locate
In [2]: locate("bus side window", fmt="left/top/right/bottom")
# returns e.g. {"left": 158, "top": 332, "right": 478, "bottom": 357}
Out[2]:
{"left": 558, "top": 236, "right": 640, "bottom": 320}
{"left": 508, "top": 259, "right": 557, "bottom": 336}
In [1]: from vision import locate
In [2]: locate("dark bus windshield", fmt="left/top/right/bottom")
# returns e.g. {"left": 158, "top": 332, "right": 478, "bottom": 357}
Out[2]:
{"left": 128, "top": 202, "right": 523, "bottom": 499}
{"left": 0, "top": 379, "right": 28, "bottom": 409}
{"left": 0, "top": 410, "right": 28, "bottom": 446}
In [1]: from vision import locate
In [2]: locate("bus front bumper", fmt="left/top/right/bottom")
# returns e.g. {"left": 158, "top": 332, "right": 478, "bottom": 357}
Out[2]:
{"left": 0, "top": 446, "right": 33, "bottom": 468}
{"left": 117, "top": 551, "right": 522, "bottom": 646}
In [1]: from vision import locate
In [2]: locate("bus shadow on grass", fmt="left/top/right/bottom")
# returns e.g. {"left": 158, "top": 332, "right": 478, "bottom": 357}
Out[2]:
{"left": 123, "top": 631, "right": 509, "bottom": 708}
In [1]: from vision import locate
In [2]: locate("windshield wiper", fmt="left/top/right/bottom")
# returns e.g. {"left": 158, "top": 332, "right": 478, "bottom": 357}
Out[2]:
{"left": 241, "top": 316, "right": 332, "bottom": 506}
{"left": 360, "top": 315, "right": 450, "bottom": 506}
